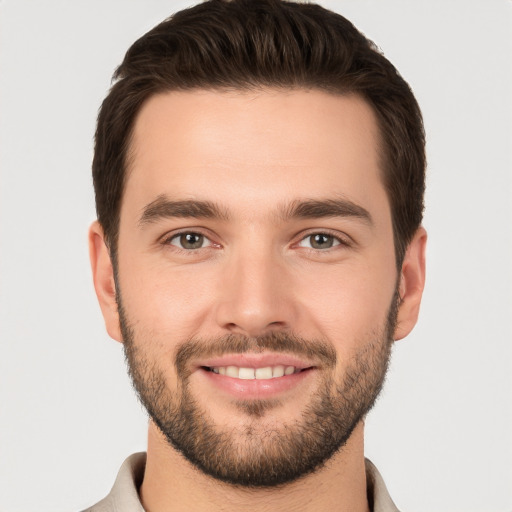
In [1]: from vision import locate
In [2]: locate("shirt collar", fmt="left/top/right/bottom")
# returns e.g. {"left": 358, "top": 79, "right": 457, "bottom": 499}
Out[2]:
{"left": 96, "top": 453, "right": 399, "bottom": 512}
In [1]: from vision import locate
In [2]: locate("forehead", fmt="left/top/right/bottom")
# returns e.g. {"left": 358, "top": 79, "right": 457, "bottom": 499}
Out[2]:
{"left": 123, "top": 88, "right": 388, "bottom": 224}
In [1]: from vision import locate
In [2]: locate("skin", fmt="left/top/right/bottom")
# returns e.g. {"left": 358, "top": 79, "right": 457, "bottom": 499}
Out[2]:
{"left": 90, "top": 89, "right": 426, "bottom": 512}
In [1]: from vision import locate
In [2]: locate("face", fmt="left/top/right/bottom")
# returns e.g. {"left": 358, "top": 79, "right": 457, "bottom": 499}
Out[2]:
{"left": 91, "top": 89, "right": 425, "bottom": 487}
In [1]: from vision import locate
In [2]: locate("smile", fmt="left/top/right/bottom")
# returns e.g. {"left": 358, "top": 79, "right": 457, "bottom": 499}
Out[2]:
{"left": 204, "top": 365, "right": 306, "bottom": 380}
{"left": 195, "top": 353, "right": 317, "bottom": 398}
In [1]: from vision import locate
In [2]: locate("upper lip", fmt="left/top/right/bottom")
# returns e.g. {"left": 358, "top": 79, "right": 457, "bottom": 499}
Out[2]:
{"left": 195, "top": 352, "right": 317, "bottom": 371}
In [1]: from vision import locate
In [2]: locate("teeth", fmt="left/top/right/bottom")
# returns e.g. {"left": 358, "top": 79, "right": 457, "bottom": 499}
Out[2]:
{"left": 226, "top": 366, "right": 239, "bottom": 378}
{"left": 209, "top": 365, "right": 302, "bottom": 380}
{"left": 255, "top": 367, "right": 273, "bottom": 379}
{"left": 239, "top": 367, "right": 255, "bottom": 379}
{"left": 285, "top": 366, "right": 295, "bottom": 375}
{"left": 272, "top": 365, "right": 285, "bottom": 378}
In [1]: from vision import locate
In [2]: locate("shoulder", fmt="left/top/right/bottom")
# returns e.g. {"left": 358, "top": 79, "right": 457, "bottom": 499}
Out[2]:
{"left": 365, "top": 458, "right": 401, "bottom": 512}
{"left": 81, "top": 494, "right": 115, "bottom": 512}
{"left": 81, "top": 453, "right": 146, "bottom": 512}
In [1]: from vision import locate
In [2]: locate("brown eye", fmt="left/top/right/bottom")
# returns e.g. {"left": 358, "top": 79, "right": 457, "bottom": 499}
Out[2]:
{"left": 298, "top": 233, "right": 341, "bottom": 250}
{"left": 169, "top": 232, "right": 210, "bottom": 250}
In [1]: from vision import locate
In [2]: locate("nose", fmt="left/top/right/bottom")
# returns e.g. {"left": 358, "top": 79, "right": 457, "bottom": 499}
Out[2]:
{"left": 214, "top": 249, "right": 298, "bottom": 338}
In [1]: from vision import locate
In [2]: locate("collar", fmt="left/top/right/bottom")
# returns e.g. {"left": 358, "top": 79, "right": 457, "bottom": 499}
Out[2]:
{"left": 87, "top": 453, "right": 399, "bottom": 512}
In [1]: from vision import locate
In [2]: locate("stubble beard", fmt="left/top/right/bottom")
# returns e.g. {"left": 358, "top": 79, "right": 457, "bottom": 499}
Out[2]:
{"left": 119, "top": 291, "right": 398, "bottom": 488}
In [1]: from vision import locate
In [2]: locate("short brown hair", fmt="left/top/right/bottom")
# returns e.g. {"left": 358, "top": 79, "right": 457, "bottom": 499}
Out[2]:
{"left": 93, "top": 0, "right": 425, "bottom": 267}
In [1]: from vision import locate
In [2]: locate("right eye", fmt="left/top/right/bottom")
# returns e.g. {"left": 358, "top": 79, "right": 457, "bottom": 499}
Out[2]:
{"left": 298, "top": 232, "right": 341, "bottom": 250}
{"left": 167, "top": 232, "right": 212, "bottom": 250}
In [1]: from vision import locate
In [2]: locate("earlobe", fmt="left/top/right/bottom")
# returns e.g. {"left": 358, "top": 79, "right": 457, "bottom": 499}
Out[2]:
{"left": 394, "top": 227, "right": 427, "bottom": 341}
{"left": 88, "top": 221, "right": 123, "bottom": 342}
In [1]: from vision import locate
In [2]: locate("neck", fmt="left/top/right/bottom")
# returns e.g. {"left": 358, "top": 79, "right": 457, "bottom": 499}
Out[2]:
{"left": 140, "top": 421, "right": 370, "bottom": 512}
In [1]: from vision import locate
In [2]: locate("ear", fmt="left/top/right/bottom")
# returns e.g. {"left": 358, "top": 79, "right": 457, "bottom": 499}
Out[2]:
{"left": 88, "top": 221, "right": 123, "bottom": 343}
{"left": 394, "top": 227, "right": 427, "bottom": 341}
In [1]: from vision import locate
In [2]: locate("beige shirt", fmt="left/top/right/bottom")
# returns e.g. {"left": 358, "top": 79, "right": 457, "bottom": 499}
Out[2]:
{"left": 83, "top": 453, "right": 399, "bottom": 512}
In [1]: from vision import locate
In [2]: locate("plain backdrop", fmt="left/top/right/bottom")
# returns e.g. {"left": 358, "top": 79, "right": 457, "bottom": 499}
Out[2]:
{"left": 0, "top": 1, "right": 511, "bottom": 511}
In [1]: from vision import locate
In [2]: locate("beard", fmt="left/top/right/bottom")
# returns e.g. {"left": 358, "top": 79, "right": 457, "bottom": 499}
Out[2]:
{"left": 119, "top": 290, "right": 399, "bottom": 488}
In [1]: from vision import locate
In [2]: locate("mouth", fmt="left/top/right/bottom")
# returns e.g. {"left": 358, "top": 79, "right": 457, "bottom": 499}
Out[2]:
{"left": 193, "top": 354, "right": 317, "bottom": 399}
{"left": 201, "top": 364, "right": 311, "bottom": 380}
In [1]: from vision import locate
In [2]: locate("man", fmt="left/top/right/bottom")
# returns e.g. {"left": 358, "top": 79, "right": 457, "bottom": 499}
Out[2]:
{"left": 86, "top": 0, "right": 426, "bottom": 510}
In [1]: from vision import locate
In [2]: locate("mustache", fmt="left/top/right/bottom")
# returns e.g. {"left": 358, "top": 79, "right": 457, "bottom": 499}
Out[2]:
{"left": 175, "top": 331, "right": 337, "bottom": 378}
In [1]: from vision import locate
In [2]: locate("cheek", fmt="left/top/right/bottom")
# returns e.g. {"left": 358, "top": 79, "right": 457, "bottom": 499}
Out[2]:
{"left": 118, "top": 258, "right": 216, "bottom": 339}
{"left": 295, "top": 260, "right": 396, "bottom": 353}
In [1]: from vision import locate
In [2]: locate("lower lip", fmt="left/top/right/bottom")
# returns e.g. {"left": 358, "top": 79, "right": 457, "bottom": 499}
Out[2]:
{"left": 197, "top": 368, "right": 315, "bottom": 399}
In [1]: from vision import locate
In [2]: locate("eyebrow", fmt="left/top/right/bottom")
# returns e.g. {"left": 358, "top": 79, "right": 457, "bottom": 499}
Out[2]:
{"left": 280, "top": 198, "right": 373, "bottom": 225}
{"left": 139, "top": 195, "right": 230, "bottom": 226}
{"left": 138, "top": 195, "right": 372, "bottom": 227}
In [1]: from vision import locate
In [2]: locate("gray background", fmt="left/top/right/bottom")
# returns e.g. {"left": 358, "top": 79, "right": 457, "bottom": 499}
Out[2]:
{"left": 0, "top": 1, "right": 511, "bottom": 511}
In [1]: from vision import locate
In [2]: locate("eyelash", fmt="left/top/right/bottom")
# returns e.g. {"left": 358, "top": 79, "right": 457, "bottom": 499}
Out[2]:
{"left": 296, "top": 230, "right": 351, "bottom": 251}
{"left": 161, "top": 229, "right": 352, "bottom": 254}
{"left": 161, "top": 231, "right": 215, "bottom": 253}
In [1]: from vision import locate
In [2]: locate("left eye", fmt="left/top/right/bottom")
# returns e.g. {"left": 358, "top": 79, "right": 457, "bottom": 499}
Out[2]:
{"left": 298, "top": 233, "right": 341, "bottom": 250}
{"left": 168, "top": 232, "right": 212, "bottom": 250}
